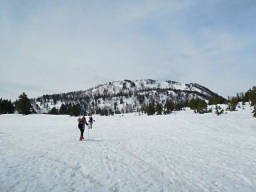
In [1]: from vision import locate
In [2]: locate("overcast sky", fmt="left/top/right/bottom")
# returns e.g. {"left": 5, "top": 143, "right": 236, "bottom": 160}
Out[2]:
{"left": 1, "top": 0, "right": 255, "bottom": 100}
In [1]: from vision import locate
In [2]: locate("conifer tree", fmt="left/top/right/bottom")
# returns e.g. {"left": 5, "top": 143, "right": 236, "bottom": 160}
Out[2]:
{"left": 227, "top": 97, "right": 239, "bottom": 111}
{"left": 59, "top": 104, "right": 67, "bottom": 114}
{"left": 0, "top": 98, "right": 14, "bottom": 114}
{"left": 174, "top": 102, "right": 185, "bottom": 111}
{"left": 100, "top": 108, "right": 109, "bottom": 116}
{"left": 96, "top": 108, "right": 102, "bottom": 115}
{"left": 49, "top": 107, "right": 59, "bottom": 115}
{"left": 15, "top": 93, "right": 33, "bottom": 115}
{"left": 188, "top": 98, "right": 207, "bottom": 113}
{"left": 69, "top": 104, "right": 81, "bottom": 116}
{"left": 164, "top": 100, "right": 174, "bottom": 114}
{"left": 146, "top": 102, "right": 155, "bottom": 115}
{"left": 249, "top": 87, "right": 256, "bottom": 106}
{"left": 155, "top": 103, "right": 163, "bottom": 115}
{"left": 208, "top": 96, "right": 227, "bottom": 105}
{"left": 253, "top": 105, "right": 256, "bottom": 118}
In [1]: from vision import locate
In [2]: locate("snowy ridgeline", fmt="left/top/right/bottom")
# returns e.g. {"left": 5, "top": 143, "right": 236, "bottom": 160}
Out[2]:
{"left": 32, "top": 79, "right": 219, "bottom": 113}
{"left": 0, "top": 105, "right": 256, "bottom": 192}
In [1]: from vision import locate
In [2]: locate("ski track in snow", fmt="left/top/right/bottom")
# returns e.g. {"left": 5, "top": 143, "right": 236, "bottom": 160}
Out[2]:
{"left": 1, "top": 107, "right": 256, "bottom": 192}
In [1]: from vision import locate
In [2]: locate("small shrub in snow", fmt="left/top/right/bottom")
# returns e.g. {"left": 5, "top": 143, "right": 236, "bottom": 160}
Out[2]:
{"left": 253, "top": 106, "right": 256, "bottom": 118}
{"left": 115, "top": 109, "right": 121, "bottom": 114}
{"left": 215, "top": 105, "right": 224, "bottom": 116}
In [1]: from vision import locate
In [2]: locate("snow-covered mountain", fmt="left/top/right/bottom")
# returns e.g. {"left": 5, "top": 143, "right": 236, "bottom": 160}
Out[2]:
{"left": 33, "top": 79, "right": 221, "bottom": 113}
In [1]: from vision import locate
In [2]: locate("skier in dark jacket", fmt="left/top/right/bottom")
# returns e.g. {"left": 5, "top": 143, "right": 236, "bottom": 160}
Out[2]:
{"left": 88, "top": 116, "right": 94, "bottom": 129}
{"left": 78, "top": 116, "right": 88, "bottom": 140}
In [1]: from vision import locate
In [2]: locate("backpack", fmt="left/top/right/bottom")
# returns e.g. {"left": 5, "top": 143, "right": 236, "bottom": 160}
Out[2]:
{"left": 78, "top": 118, "right": 84, "bottom": 129}
{"left": 89, "top": 116, "right": 93, "bottom": 123}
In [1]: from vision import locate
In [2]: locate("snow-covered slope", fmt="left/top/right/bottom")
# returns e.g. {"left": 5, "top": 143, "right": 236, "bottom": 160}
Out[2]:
{"left": 33, "top": 79, "right": 220, "bottom": 113}
{"left": 0, "top": 105, "right": 256, "bottom": 191}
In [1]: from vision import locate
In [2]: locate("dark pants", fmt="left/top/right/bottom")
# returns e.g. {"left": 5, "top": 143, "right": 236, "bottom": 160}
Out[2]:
{"left": 79, "top": 127, "right": 84, "bottom": 137}
{"left": 78, "top": 124, "right": 85, "bottom": 137}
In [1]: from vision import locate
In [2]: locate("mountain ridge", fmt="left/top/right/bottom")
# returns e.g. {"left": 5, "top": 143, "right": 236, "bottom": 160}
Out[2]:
{"left": 32, "top": 79, "right": 222, "bottom": 114}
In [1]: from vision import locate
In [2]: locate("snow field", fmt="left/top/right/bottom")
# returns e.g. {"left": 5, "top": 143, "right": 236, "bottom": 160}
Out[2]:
{"left": 0, "top": 107, "right": 256, "bottom": 192}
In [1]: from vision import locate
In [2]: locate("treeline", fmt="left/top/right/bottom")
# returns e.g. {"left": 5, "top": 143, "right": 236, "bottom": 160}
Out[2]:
{"left": 142, "top": 98, "right": 211, "bottom": 115}
{"left": 49, "top": 104, "right": 81, "bottom": 116}
{"left": 48, "top": 104, "right": 115, "bottom": 116}
{"left": 142, "top": 86, "right": 256, "bottom": 118}
{"left": 0, "top": 93, "right": 34, "bottom": 115}
{"left": 1, "top": 86, "right": 256, "bottom": 118}
{"left": 0, "top": 98, "right": 14, "bottom": 114}
{"left": 142, "top": 100, "right": 187, "bottom": 115}
{"left": 225, "top": 86, "right": 256, "bottom": 117}
{"left": 46, "top": 86, "right": 256, "bottom": 117}
{"left": 245, "top": 87, "right": 256, "bottom": 117}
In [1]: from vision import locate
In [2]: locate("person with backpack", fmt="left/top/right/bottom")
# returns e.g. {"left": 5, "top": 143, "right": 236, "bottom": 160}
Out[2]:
{"left": 77, "top": 116, "right": 88, "bottom": 141}
{"left": 88, "top": 115, "right": 94, "bottom": 129}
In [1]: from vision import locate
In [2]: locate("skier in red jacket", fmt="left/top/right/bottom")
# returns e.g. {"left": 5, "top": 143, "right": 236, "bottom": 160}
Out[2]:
{"left": 77, "top": 116, "right": 88, "bottom": 140}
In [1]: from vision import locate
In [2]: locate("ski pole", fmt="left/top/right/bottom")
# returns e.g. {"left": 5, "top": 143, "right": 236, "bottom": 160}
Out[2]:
{"left": 88, "top": 125, "right": 89, "bottom": 139}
